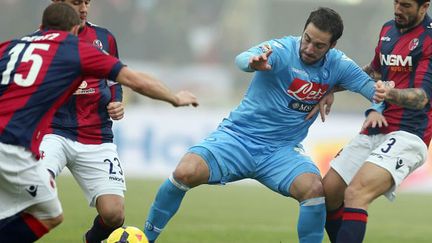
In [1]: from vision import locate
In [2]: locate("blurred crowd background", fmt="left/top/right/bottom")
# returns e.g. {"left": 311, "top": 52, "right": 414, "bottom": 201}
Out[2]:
{"left": 0, "top": 0, "right": 428, "bottom": 111}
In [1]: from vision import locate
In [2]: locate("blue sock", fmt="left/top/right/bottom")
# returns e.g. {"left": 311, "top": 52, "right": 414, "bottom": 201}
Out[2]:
{"left": 336, "top": 207, "right": 368, "bottom": 243}
{"left": 144, "top": 177, "right": 189, "bottom": 242}
{"left": 297, "top": 197, "right": 326, "bottom": 243}
{"left": 325, "top": 204, "right": 344, "bottom": 243}
{"left": 0, "top": 213, "right": 49, "bottom": 243}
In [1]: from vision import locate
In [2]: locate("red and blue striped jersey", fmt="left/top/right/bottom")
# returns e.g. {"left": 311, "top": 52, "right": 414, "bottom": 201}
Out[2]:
{"left": 0, "top": 30, "right": 123, "bottom": 158}
{"left": 49, "top": 22, "right": 123, "bottom": 144}
{"left": 364, "top": 15, "right": 432, "bottom": 145}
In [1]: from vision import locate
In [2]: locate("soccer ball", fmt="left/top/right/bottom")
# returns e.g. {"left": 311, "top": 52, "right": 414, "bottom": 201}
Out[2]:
{"left": 107, "top": 226, "right": 148, "bottom": 243}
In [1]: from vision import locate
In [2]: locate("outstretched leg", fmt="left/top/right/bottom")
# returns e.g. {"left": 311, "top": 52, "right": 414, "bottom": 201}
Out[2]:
{"left": 144, "top": 153, "right": 210, "bottom": 242}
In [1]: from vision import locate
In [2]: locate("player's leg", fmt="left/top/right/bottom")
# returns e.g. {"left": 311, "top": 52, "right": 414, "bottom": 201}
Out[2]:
{"left": 144, "top": 152, "right": 209, "bottom": 243}
{"left": 144, "top": 129, "right": 254, "bottom": 242}
{"left": 323, "top": 134, "right": 372, "bottom": 243}
{"left": 257, "top": 145, "right": 325, "bottom": 243}
{"left": 39, "top": 134, "right": 70, "bottom": 178}
{"left": 0, "top": 142, "right": 63, "bottom": 242}
{"left": 336, "top": 131, "right": 428, "bottom": 243}
{"left": 70, "top": 142, "right": 126, "bottom": 243}
{"left": 322, "top": 169, "right": 346, "bottom": 243}
{"left": 336, "top": 162, "right": 392, "bottom": 243}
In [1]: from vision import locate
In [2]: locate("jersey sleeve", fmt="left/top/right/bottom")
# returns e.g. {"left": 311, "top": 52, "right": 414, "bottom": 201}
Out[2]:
{"left": 107, "top": 32, "right": 123, "bottom": 102}
{"left": 234, "top": 39, "right": 281, "bottom": 72}
{"left": 337, "top": 54, "right": 376, "bottom": 101}
{"left": 414, "top": 35, "right": 432, "bottom": 99}
{"left": 78, "top": 41, "right": 124, "bottom": 82}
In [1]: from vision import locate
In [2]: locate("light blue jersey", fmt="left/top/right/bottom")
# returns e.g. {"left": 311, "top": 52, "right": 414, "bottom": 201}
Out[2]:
{"left": 223, "top": 36, "right": 376, "bottom": 147}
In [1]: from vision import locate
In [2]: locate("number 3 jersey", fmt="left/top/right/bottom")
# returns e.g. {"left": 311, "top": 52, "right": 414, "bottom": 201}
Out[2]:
{"left": 365, "top": 14, "right": 432, "bottom": 145}
{"left": 0, "top": 30, "right": 123, "bottom": 158}
{"left": 49, "top": 22, "right": 122, "bottom": 145}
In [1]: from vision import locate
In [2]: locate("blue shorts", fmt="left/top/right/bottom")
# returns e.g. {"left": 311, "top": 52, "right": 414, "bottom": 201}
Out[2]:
{"left": 188, "top": 129, "right": 320, "bottom": 197}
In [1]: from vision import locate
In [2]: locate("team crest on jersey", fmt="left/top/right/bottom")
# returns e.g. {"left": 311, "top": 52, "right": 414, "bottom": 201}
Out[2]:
{"left": 287, "top": 78, "right": 328, "bottom": 101}
{"left": 93, "top": 39, "right": 103, "bottom": 50}
{"left": 408, "top": 38, "right": 419, "bottom": 51}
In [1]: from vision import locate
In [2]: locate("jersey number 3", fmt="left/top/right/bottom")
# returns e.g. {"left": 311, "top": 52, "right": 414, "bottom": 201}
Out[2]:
{"left": 1, "top": 43, "right": 50, "bottom": 87}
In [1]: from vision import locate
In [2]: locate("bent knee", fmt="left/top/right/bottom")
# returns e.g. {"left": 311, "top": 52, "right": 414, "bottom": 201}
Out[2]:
{"left": 291, "top": 175, "right": 324, "bottom": 202}
{"left": 100, "top": 208, "right": 125, "bottom": 228}
{"left": 173, "top": 155, "right": 209, "bottom": 187}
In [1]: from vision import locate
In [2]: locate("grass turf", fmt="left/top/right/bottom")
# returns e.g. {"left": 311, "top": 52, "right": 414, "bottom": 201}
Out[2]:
{"left": 39, "top": 176, "right": 432, "bottom": 243}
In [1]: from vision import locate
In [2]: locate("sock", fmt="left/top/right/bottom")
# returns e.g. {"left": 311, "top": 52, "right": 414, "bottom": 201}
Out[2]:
{"left": 325, "top": 204, "right": 344, "bottom": 243}
{"left": 297, "top": 197, "right": 326, "bottom": 243}
{"left": 336, "top": 207, "right": 368, "bottom": 243}
{"left": 0, "top": 212, "right": 49, "bottom": 242}
{"left": 85, "top": 215, "right": 119, "bottom": 243}
{"left": 144, "top": 176, "right": 189, "bottom": 242}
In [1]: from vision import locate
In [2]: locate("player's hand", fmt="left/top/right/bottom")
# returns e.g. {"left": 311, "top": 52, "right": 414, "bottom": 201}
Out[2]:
{"left": 361, "top": 110, "right": 388, "bottom": 131}
{"left": 373, "top": 80, "right": 394, "bottom": 103}
{"left": 173, "top": 91, "right": 199, "bottom": 107}
{"left": 107, "top": 101, "right": 124, "bottom": 120}
{"left": 305, "top": 92, "right": 334, "bottom": 122}
{"left": 249, "top": 44, "right": 273, "bottom": 71}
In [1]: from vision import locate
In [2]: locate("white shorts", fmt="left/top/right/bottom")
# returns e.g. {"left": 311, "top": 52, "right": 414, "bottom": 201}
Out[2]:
{"left": 0, "top": 142, "right": 62, "bottom": 219}
{"left": 330, "top": 131, "right": 427, "bottom": 201}
{"left": 40, "top": 134, "right": 126, "bottom": 207}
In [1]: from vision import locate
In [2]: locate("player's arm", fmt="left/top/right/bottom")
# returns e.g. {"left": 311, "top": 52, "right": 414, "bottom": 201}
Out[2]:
{"left": 235, "top": 42, "right": 273, "bottom": 72}
{"left": 107, "top": 33, "right": 124, "bottom": 120}
{"left": 115, "top": 67, "right": 199, "bottom": 107}
{"left": 375, "top": 81, "right": 428, "bottom": 110}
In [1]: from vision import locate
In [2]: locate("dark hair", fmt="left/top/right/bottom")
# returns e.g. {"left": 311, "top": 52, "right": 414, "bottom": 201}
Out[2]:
{"left": 42, "top": 3, "right": 80, "bottom": 31}
{"left": 304, "top": 7, "right": 344, "bottom": 44}
{"left": 414, "top": 0, "right": 430, "bottom": 6}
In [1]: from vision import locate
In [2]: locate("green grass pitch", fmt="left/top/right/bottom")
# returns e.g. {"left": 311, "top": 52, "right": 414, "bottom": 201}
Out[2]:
{"left": 39, "top": 176, "right": 432, "bottom": 243}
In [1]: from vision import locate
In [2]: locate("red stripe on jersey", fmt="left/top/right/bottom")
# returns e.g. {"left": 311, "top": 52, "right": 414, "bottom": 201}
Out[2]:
{"left": 371, "top": 25, "right": 392, "bottom": 71}
{"left": 0, "top": 39, "right": 63, "bottom": 135}
{"left": 75, "top": 80, "right": 103, "bottom": 144}
{"left": 342, "top": 212, "right": 368, "bottom": 223}
{"left": 22, "top": 213, "right": 49, "bottom": 237}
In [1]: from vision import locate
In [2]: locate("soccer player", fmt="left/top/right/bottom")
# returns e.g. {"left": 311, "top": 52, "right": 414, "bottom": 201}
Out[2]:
{"left": 40, "top": 1, "right": 127, "bottom": 242}
{"left": 143, "top": 7, "right": 386, "bottom": 243}
{"left": 323, "top": 0, "right": 432, "bottom": 242}
{"left": 0, "top": 3, "right": 198, "bottom": 243}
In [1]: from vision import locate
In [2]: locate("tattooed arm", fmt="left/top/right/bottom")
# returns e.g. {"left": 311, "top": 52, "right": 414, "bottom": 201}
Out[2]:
{"left": 375, "top": 81, "right": 428, "bottom": 110}
{"left": 385, "top": 88, "right": 429, "bottom": 110}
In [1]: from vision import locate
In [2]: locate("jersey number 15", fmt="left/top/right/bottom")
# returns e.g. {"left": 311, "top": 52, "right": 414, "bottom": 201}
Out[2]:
{"left": 1, "top": 43, "right": 50, "bottom": 87}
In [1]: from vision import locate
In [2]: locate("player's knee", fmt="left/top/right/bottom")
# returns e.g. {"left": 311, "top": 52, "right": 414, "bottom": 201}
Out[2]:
{"left": 292, "top": 177, "right": 324, "bottom": 202}
{"left": 173, "top": 157, "right": 208, "bottom": 187}
{"left": 304, "top": 179, "right": 324, "bottom": 199}
{"left": 100, "top": 208, "right": 125, "bottom": 228}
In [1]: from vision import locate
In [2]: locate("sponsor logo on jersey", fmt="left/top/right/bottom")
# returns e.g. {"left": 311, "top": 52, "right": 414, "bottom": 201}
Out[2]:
{"left": 74, "top": 80, "right": 96, "bottom": 95}
{"left": 287, "top": 78, "right": 328, "bottom": 101}
{"left": 380, "top": 36, "right": 391, "bottom": 42}
{"left": 427, "top": 23, "right": 432, "bottom": 29}
{"left": 288, "top": 101, "right": 315, "bottom": 113}
{"left": 379, "top": 54, "right": 413, "bottom": 72}
{"left": 93, "top": 39, "right": 103, "bottom": 50}
{"left": 408, "top": 38, "right": 419, "bottom": 51}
